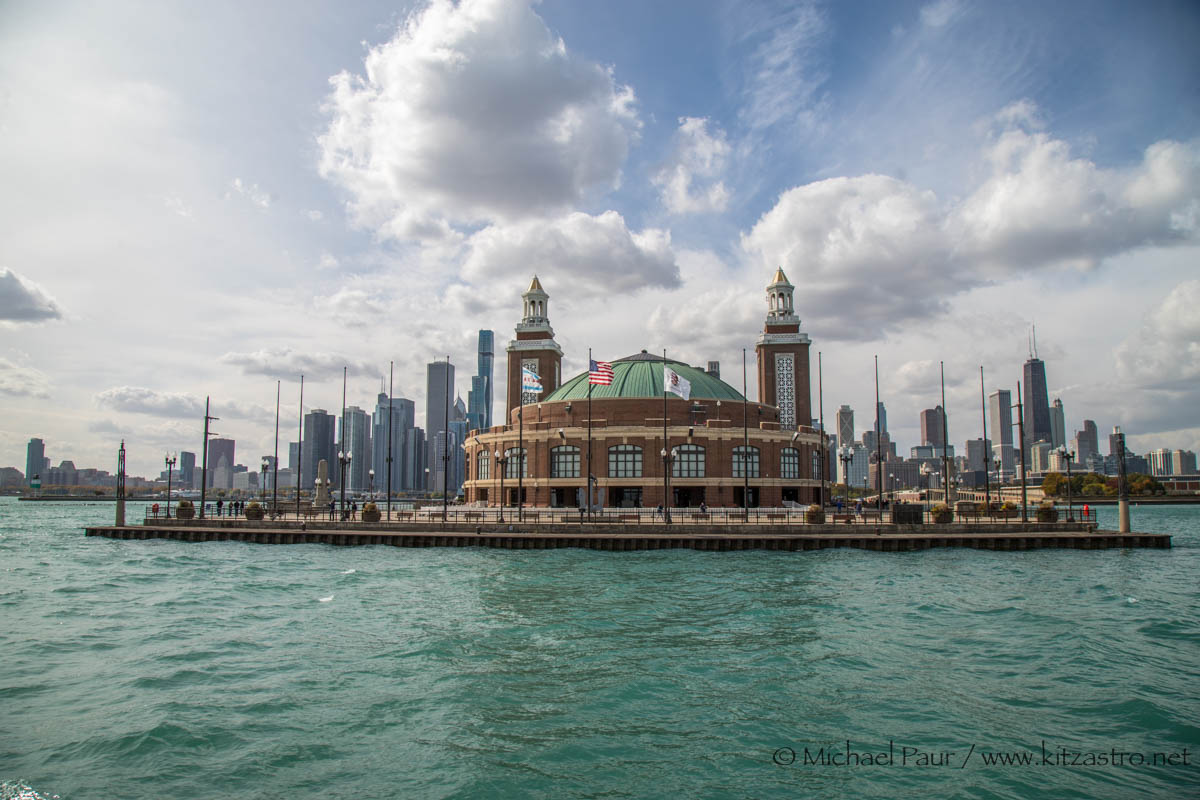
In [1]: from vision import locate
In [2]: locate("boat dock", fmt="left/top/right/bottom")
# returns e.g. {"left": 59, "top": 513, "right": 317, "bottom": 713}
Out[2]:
{"left": 84, "top": 520, "right": 1171, "bottom": 552}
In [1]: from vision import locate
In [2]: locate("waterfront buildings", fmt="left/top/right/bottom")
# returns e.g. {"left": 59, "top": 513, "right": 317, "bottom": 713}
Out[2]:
{"left": 426, "top": 359, "right": 457, "bottom": 495}
{"left": 467, "top": 330, "right": 494, "bottom": 433}
{"left": 25, "top": 438, "right": 45, "bottom": 487}
{"left": 1022, "top": 355, "right": 1052, "bottom": 450}
{"left": 339, "top": 406, "right": 372, "bottom": 490}
{"left": 1075, "top": 419, "right": 1099, "bottom": 466}
{"left": 302, "top": 409, "right": 336, "bottom": 489}
{"left": 1050, "top": 399, "right": 1066, "bottom": 449}
{"left": 463, "top": 270, "right": 823, "bottom": 508}
{"left": 179, "top": 451, "right": 195, "bottom": 488}
{"left": 989, "top": 389, "right": 1015, "bottom": 480}
{"left": 920, "top": 406, "right": 945, "bottom": 447}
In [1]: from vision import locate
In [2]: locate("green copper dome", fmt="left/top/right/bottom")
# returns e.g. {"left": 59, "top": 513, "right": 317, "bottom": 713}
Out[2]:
{"left": 544, "top": 351, "right": 746, "bottom": 402}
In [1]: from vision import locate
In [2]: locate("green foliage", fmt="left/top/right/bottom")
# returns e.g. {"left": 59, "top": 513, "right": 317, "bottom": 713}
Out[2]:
{"left": 1128, "top": 473, "right": 1165, "bottom": 495}
{"left": 1041, "top": 472, "right": 1067, "bottom": 496}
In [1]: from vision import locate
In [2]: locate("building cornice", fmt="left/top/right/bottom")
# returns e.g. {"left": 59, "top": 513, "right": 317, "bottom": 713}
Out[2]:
{"left": 507, "top": 338, "right": 564, "bottom": 355}
{"left": 756, "top": 331, "right": 811, "bottom": 346}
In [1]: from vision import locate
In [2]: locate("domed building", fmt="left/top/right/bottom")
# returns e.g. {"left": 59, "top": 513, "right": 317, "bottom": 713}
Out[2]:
{"left": 462, "top": 270, "right": 826, "bottom": 509}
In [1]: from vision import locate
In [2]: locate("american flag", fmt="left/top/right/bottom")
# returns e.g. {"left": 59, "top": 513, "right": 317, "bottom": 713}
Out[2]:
{"left": 588, "top": 359, "right": 614, "bottom": 385}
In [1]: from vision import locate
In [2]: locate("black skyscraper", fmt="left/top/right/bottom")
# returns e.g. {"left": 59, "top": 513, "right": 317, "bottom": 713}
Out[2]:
{"left": 1023, "top": 357, "right": 1052, "bottom": 448}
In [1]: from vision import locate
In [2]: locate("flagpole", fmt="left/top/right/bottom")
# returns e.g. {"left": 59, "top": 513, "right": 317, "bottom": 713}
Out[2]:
{"left": 587, "top": 347, "right": 593, "bottom": 522}
{"left": 742, "top": 348, "right": 749, "bottom": 522}
{"left": 295, "top": 374, "right": 304, "bottom": 520}
{"left": 387, "top": 361, "right": 393, "bottom": 521}
{"left": 875, "top": 355, "right": 882, "bottom": 511}
{"left": 518, "top": 392, "right": 524, "bottom": 522}
{"left": 980, "top": 365, "right": 989, "bottom": 514}
{"left": 273, "top": 380, "right": 280, "bottom": 517}
{"left": 662, "top": 349, "right": 670, "bottom": 524}
{"left": 818, "top": 351, "right": 825, "bottom": 509}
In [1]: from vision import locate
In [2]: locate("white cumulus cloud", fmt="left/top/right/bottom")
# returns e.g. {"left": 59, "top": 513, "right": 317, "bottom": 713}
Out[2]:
{"left": 318, "top": 0, "right": 640, "bottom": 240}
{"left": 653, "top": 117, "right": 731, "bottom": 215}
{"left": 0, "top": 268, "right": 64, "bottom": 323}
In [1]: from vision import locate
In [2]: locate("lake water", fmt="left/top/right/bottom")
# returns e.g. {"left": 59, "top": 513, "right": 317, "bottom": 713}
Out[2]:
{"left": 1, "top": 498, "right": 1197, "bottom": 799}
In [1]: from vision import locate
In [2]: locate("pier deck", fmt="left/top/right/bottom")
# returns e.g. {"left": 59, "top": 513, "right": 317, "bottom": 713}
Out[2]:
{"left": 84, "top": 521, "right": 1170, "bottom": 551}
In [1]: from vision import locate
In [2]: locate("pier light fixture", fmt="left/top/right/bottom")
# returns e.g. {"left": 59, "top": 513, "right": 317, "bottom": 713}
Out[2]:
{"left": 1057, "top": 446, "right": 1076, "bottom": 522}
{"left": 494, "top": 448, "right": 507, "bottom": 521}
{"left": 338, "top": 449, "right": 352, "bottom": 521}
{"left": 164, "top": 453, "right": 176, "bottom": 519}
{"left": 260, "top": 458, "right": 269, "bottom": 505}
{"left": 368, "top": 468, "right": 375, "bottom": 501}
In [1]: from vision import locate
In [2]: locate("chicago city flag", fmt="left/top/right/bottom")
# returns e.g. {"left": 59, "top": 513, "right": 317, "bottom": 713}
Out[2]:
{"left": 522, "top": 366, "right": 543, "bottom": 394}
{"left": 664, "top": 365, "right": 691, "bottom": 401}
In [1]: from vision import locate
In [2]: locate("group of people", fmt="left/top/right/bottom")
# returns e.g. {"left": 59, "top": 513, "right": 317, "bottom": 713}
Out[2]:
{"left": 328, "top": 499, "right": 360, "bottom": 520}
{"left": 213, "top": 499, "right": 250, "bottom": 517}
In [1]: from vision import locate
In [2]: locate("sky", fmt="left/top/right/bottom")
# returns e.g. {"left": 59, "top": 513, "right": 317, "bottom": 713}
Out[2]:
{"left": 1, "top": 0, "right": 1198, "bottom": 479}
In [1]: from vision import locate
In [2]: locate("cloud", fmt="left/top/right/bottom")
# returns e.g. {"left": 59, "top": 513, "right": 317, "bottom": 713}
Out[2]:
{"left": 653, "top": 117, "right": 731, "bottom": 215}
{"left": 742, "top": 112, "right": 1200, "bottom": 340}
{"left": 919, "top": 0, "right": 961, "bottom": 28}
{"left": 461, "top": 210, "right": 679, "bottom": 293}
{"left": 227, "top": 177, "right": 271, "bottom": 209}
{"left": 94, "top": 386, "right": 272, "bottom": 422}
{"left": 318, "top": 0, "right": 640, "bottom": 240}
{"left": 220, "top": 348, "right": 378, "bottom": 381}
{"left": 1114, "top": 280, "right": 1200, "bottom": 391}
{"left": 304, "top": 209, "right": 324, "bottom": 222}
{"left": 312, "top": 287, "right": 389, "bottom": 328}
{"left": 95, "top": 386, "right": 205, "bottom": 417}
{"left": 0, "top": 358, "right": 51, "bottom": 397}
{"left": 0, "top": 268, "right": 64, "bottom": 323}
{"left": 733, "top": 2, "right": 829, "bottom": 133}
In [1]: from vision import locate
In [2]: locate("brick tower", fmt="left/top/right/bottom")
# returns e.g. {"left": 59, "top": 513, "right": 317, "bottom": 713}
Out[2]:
{"left": 755, "top": 268, "right": 812, "bottom": 431}
{"left": 505, "top": 276, "right": 563, "bottom": 420}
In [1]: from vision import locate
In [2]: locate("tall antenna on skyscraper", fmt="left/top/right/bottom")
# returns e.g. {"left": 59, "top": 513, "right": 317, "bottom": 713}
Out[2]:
{"left": 1032, "top": 324, "right": 1039, "bottom": 359}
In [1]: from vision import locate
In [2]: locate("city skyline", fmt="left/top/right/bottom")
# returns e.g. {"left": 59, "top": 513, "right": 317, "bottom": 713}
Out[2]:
{"left": 2, "top": 0, "right": 1197, "bottom": 478}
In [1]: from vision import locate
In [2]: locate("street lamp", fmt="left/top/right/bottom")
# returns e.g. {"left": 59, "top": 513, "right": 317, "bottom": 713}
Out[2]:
{"left": 1058, "top": 446, "right": 1075, "bottom": 522}
{"left": 839, "top": 446, "right": 853, "bottom": 507}
{"left": 338, "top": 450, "right": 352, "bottom": 521}
{"left": 368, "top": 468, "right": 375, "bottom": 502}
{"left": 260, "top": 458, "right": 269, "bottom": 506}
{"left": 661, "top": 446, "right": 677, "bottom": 524}
{"left": 888, "top": 472, "right": 895, "bottom": 505}
{"left": 494, "top": 448, "right": 507, "bottom": 522}
{"left": 164, "top": 453, "right": 176, "bottom": 518}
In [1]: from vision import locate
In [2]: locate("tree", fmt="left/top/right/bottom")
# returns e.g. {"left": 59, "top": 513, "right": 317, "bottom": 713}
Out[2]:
{"left": 1041, "top": 472, "right": 1067, "bottom": 496}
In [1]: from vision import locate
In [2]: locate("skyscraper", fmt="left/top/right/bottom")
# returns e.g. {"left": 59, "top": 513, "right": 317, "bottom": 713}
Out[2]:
{"left": 920, "top": 406, "right": 945, "bottom": 447}
{"left": 179, "top": 451, "right": 195, "bottom": 488}
{"left": 467, "top": 330, "right": 494, "bottom": 433}
{"left": 836, "top": 405, "right": 854, "bottom": 449}
{"left": 1075, "top": 419, "right": 1099, "bottom": 465}
{"left": 426, "top": 360, "right": 455, "bottom": 493}
{"left": 989, "top": 389, "right": 1015, "bottom": 479}
{"left": 206, "top": 438, "right": 236, "bottom": 489}
{"left": 340, "top": 406, "right": 372, "bottom": 490}
{"left": 1049, "top": 399, "right": 1066, "bottom": 449}
{"left": 1023, "top": 356, "right": 1052, "bottom": 449}
{"left": 25, "top": 438, "right": 45, "bottom": 487}
{"left": 302, "top": 409, "right": 336, "bottom": 489}
{"left": 372, "top": 393, "right": 416, "bottom": 494}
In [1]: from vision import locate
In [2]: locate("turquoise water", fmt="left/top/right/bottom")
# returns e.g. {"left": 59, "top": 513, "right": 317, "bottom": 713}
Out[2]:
{"left": 1, "top": 498, "right": 1197, "bottom": 799}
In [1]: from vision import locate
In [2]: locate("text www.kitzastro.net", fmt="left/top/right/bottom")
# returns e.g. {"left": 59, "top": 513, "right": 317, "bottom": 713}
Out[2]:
{"left": 772, "top": 741, "right": 1192, "bottom": 769}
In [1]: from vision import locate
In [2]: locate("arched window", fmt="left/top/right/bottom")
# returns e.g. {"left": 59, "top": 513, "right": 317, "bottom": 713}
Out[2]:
{"left": 608, "top": 444, "right": 642, "bottom": 478}
{"left": 780, "top": 447, "right": 800, "bottom": 479}
{"left": 476, "top": 450, "right": 490, "bottom": 481}
{"left": 733, "top": 445, "right": 760, "bottom": 478}
{"left": 673, "top": 444, "right": 705, "bottom": 478}
{"left": 551, "top": 445, "right": 580, "bottom": 478}
{"left": 504, "top": 447, "right": 526, "bottom": 479}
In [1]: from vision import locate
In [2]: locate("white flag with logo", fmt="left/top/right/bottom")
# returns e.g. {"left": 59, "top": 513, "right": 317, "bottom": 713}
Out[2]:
{"left": 664, "top": 365, "right": 691, "bottom": 401}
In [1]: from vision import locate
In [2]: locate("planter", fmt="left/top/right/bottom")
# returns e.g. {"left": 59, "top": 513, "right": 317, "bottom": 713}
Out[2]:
{"left": 891, "top": 503, "right": 923, "bottom": 524}
{"left": 805, "top": 508, "right": 825, "bottom": 524}
{"left": 176, "top": 506, "right": 195, "bottom": 520}
{"left": 932, "top": 512, "right": 952, "bottom": 524}
{"left": 245, "top": 503, "right": 265, "bottom": 521}
{"left": 362, "top": 509, "right": 381, "bottom": 522}
{"left": 1036, "top": 506, "right": 1058, "bottom": 523}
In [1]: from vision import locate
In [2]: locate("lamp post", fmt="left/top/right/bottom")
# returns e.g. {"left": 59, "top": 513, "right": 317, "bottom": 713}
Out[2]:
{"left": 920, "top": 463, "right": 932, "bottom": 511}
{"left": 164, "top": 453, "right": 176, "bottom": 518}
{"left": 840, "top": 446, "right": 853, "bottom": 507}
{"left": 338, "top": 449, "right": 351, "bottom": 521}
{"left": 888, "top": 472, "right": 895, "bottom": 505}
{"left": 368, "top": 469, "right": 375, "bottom": 502}
{"left": 1058, "top": 446, "right": 1075, "bottom": 522}
{"left": 260, "top": 458, "right": 269, "bottom": 506}
{"left": 661, "top": 446, "right": 676, "bottom": 524}
{"left": 495, "top": 449, "right": 506, "bottom": 522}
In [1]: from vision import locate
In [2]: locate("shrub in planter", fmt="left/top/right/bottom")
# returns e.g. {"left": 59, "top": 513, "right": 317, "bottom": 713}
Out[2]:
{"left": 245, "top": 501, "right": 265, "bottom": 520}
{"left": 805, "top": 504, "right": 825, "bottom": 524}
{"left": 1036, "top": 502, "right": 1058, "bottom": 523}
{"left": 930, "top": 503, "right": 952, "bottom": 523}
{"left": 996, "top": 501, "right": 1017, "bottom": 518}
{"left": 361, "top": 502, "right": 381, "bottom": 522}
{"left": 175, "top": 499, "right": 195, "bottom": 519}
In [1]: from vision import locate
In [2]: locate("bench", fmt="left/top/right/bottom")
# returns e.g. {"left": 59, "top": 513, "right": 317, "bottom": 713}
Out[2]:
{"left": 300, "top": 507, "right": 322, "bottom": 518}
{"left": 766, "top": 513, "right": 791, "bottom": 522}
{"left": 463, "top": 511, "right": 484, "bottom": 521}
{"left": 690, "top": 514, "right": 711, "bottom": 522}
{"left": 617, "top": 514, "right": 640, "bottom": 523}
{"left": 833, "top": 513, "right": 853, "bottom": 523}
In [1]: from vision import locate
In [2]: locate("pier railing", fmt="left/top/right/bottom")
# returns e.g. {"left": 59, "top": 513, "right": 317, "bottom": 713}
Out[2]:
{"left": 143, "top": 505, "right": 1097, "bottom": 527}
